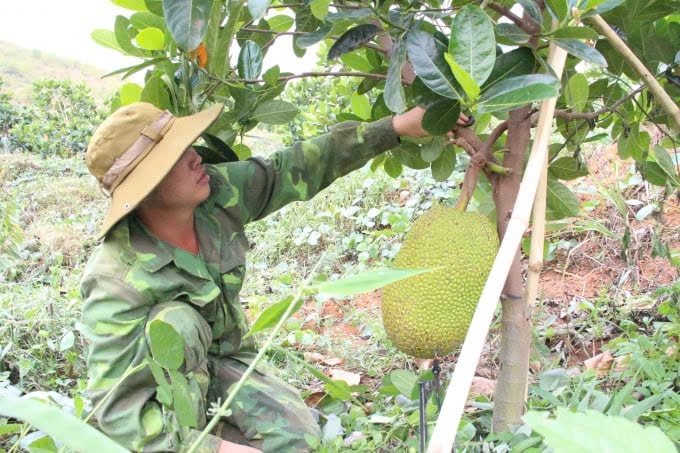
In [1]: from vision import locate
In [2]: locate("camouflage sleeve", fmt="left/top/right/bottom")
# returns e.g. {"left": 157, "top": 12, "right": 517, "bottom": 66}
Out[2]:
{"left": 210, "top": 116, "right": 400, "bottom": 223}
{"left": 80, "top": 274, "right": 222, "bottom": 452}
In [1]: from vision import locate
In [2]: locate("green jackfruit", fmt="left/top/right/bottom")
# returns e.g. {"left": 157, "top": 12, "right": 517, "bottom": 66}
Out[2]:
{"left": 381, "top": 206, "right": 499, "bottom": 358}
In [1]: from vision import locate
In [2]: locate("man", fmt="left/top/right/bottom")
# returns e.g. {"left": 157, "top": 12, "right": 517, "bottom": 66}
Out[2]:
{"left": 80, "top": 101, "right": 445, "bottom": 452}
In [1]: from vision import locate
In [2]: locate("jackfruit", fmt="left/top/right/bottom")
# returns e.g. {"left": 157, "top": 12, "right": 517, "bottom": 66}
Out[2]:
{"left": 381, "top": 206, "right": 499, "bottom": 358}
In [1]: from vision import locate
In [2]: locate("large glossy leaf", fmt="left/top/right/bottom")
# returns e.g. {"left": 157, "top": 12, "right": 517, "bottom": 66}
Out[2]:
{"left": 297, "top": 25, "right": 332, "bottom": 48}
{"left": 581, "top": 0, "right": 627, "bottom": 17}
{"left": 444, "top": 53, "right": 480, "bottom": 102}
{"left": 351, "top": 93, "right": 371, "bottom": 120}
{"left": 0, "top": 397, "right": 128, "bottom": 453}
{"left": 384, "top": 40, "right": 407, "bottom": 113}
{"left": 431, "top": 147, "right": 457, "bottom": 181}
{"left": 449, "top": 5, "right": 496, "bottom": 86}
{"left": 651, "top": 145, "right": 679, "bottom": 180}
{"left": 130, "top": 11, "right": 166, "bottom": 30}
{"left": 120, "top": 82, "right": 143, "bottom": 105}
{"left": 91, "top": 29, "right": 125, "bottom": 54}
{"left": 548, "top": 156, "right": 589, "bottom": 180}
{"left": 268, "top": 15, "right": 294, "bottom": 32}
{"left": 251, "top": 100, "right": 298, "bottom": 124}
{"left": 564, "top": 73, "right": 589, "bottom": 113}
{"left": 420, "top": 136, "right": 446, "bottom": 162}
{"left": 310, "top": 0, "right": 330, "bottom": 20}
{"left": 545, "top": 0, "right": 568, "bottom": 21}
{"left": 141, "top": 76, "right": 171, "bottom": 110}
{"left": 477, "top": 74, "right": 559, "bottom": 114}
{"left": 169, "top": 370, "right": 199, "bottom": 427}
{"left": 546, "top": 179, "right": 580, "bottom": 219}
{"left": 516, "top": 0, "right": 543, "bottom": 26}
{"left": 247, "top": 0, "right": 271, "bottom": 20}
{"left": 340, "top": 53, "right": 373, "bottom": 72}
{"left": 163, "top": 0, "right": 212, "bottom": 51}
{"left": 115, "top": 15, "right": 146, "bottom": 57}
{"left": 553, "top": 39, "right": 608, "bottom": 67}
{"left": 328, "top": 24, "right": 380, "bottom": 60}
{"left": 524, "top": 408, "right": 676, "bottom": 453}
{"left": 237, "top": 40, "right": 263, "bottom": 80}
{"left": 550, "top": 26, "right": 600, "bottom": 41}
{"left": 496, "top": 23, "right": 531, "bottom": 44}
{"left": 422, "top": 99, "right": 460, "bottom": 136}
{"left": 315, "top": 268, "right": 442, "bottom": 296}
{"left": 384, "top": 156, "right": 404, "bottom": 177}
{"left": 112, "top": 0, "right": 148, "bottom": 11}
{"left": 483, "top": 47, "right": 536, "bottom": 89}
{"left": 136, "top": 27, "right": 165, "bottom": 50}
{"left": 391, "top": 142, "right": 429, "bottom": 169}
{"left": 148, "top": 319, "right": 184, "bottom": 370}
{"left": 407, "top": 30, "right": 463, "bottom": 100}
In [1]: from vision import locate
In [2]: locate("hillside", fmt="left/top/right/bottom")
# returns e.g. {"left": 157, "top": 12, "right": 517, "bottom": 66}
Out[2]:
{"left": 0, "top": 40, "right": 120, "bottom": 104}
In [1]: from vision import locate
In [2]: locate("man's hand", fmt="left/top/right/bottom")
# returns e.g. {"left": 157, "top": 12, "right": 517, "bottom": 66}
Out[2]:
{"left": 218, "top": 440, "right": 262, "bottom": 453}
{"left": 392, "top": 107, "right": 470, "bottom": 138}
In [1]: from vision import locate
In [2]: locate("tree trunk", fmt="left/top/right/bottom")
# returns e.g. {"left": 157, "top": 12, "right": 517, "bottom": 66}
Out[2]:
{"left": 491, "top": 106, "right": 534, "bottom": 432}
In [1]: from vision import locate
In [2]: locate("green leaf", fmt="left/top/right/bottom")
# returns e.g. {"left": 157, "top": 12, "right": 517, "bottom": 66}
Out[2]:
{"left": 391, "top": 142, "right": 429, "bottom": 170}
{"left": 247, "top": 0, "right": 271, "bottom": 20}
{"left": 268, "top": 15, "right": 294, "bottom": 33}
{"left": 524, "top": 408, "right": 676, "bottom": 453}
{"left": 407, "top": 30, "right": 463, "bottom": 100}
{"left": 545, "top": 0, "right": 568, "bottom": 21}
{"left": 0, "top": 397, "right": 128, "bottom": 453}
{"left": 496, "top": 23, "right": 531, "bottom": 44}
{"left": 148, "top": 319, "right": 185, "bottom": 370}
{"left": 114, "top": 15, "right": 148, "bottom": 57}
{"left": 389, "top": 369, "right": 418, "bottom": 399}
{"left": 564, "top": 73, "right": 589, "bottom": 113}
{"left": 449, "top": 5, "right": 496, "bottom": 86}
{"left": 618, "top": 126, "right": 650, "bottom": 161}
{"left": 262, "top": 65, "right": 280, "bottom": 86}
{"left": 477, "top": 74, "right": 559, "bottom": 114}
{"left": 548, "top": 157, "right": 589, "bottom": 180}
{"left": 314, "top": 268, "right": 442, "bottom": 296}
{"left": 238, "top": 40, "right": 263, "bottom": 80}
{"left": 651, "top": 145, "right": 679, "bottom": 179}
{"left": 59, "top": 331, "right": 75, "bottom": 351}
{"left": 163, "top": 0, "right": 212, "bottom": 51}
{"left": 444, "top": 53, "right": 480, "bottom": 102}
{"left": 422, "top": 99, "right": 460, "bottom": 136}
{"left": 246, "top": 297, "right": 301, "bottom": 338}
{"left": 328, "top": 24, "right": 380, "bottom": 60}
{"left": 91, "top": 29, "right": 125, "bottom": 54}
{"left": 384, "top": 40, "right": 407, "bottom": 113}
{"left": 553, "top": 39, "right": 608, "bottom": 67}
{"left": 420, "top": 136, "right": 446, "bottom": 162}
{"left": 516, "top": 0, "right": 543, "bottom": 25}
{"left": 483, "top": 47, "right": 536, "bottom": 89}
{"left": 581, "top": 0, "right": 626, "bottom": 17}
{"left": 431, "top": 147, "right": 457, "bottom": 181}
{"left": 149, "top": 360, "right": 173, "bottom": 406}
{"left": 135, "top": 27, "right": 165, "bottom": 50}
{"left": 550, "top": 26, "right": 600, "bottom": 41}
{"left": 232, "top": 143, "right": 252, "bottom": 160}
{"left": 130, "top": 11, "right": 166, "bottom": 30}
{"left": 340, "top": 53, "right": 373, "bottom": 72}
{"left": 169, "top": 370, "right": 199, "bottom": 428}
{"left": 251, "top": 100, "right": 298, "bottom": 124}
{"left": 141, "top": 76, "right": 172, "bottom": 110}
{"left": 120, "top": 83, "right": 143, "bottom": 105}
{"left": 297, "top": 25, "right": 332, "bottom": 48}
{"left": 383, "top": 155, "right": 403, "bottom": 177}
{"left": 351, "top": 93, "right": 371, "bottom": 120}
{"left": 310, "top": 0, "right": 330, "bottom": 20}
{"left": 112, "top": 0, "right": 148, "bottom": 10}
{"left": 546, "top": 179, "right": 580, "bottom": 219}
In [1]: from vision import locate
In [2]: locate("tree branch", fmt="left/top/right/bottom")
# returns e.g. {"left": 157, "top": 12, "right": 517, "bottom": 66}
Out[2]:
{"left": 487, "top": 2, "right": 540, "bottom": 35}
{"left": 225, "top": 72, "right": 387, "bottom": 84}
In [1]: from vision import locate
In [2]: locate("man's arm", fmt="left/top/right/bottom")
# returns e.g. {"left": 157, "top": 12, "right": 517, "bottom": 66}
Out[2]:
{"left": 210, "top": 108, "right": 435, "bottom": 224}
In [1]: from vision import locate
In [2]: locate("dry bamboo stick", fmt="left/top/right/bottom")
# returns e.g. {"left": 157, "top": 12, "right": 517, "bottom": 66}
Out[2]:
{"left": 426, "top": 41, "right": 569, "bottom": 453}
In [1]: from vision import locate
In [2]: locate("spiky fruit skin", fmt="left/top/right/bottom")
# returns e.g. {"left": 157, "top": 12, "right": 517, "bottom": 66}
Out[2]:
{"left": 381, "top": 206, "right": 499, "bottom": 358}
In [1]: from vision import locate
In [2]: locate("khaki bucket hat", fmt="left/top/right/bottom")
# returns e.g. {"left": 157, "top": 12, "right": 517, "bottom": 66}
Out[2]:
{"left": 86, "top": 102, "right": 223, "bottom": 239}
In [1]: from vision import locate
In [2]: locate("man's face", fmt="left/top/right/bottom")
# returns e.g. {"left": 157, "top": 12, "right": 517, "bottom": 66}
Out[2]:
{"left": 144, "top": 147, "right": 211, "bottom": 210}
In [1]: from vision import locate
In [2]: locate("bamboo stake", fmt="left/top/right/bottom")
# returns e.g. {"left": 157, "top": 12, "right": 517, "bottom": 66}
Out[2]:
{"left": 588, "top": 15, "right": 680, "bottom": 131}
{"left": 427, "top": 41, "right": 569, "bottom": 453}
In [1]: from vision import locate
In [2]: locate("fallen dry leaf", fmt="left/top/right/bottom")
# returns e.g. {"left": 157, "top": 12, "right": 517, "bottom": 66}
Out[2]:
{"left": 584, "top": 350, "right": 615, "bottom": 376}
{"left": 328, "top": 369, "right": 361, "bottom": 386}
{"left": 469, "top": 376, "right": 496, "bottom": 397}
{"left": 304, "top": 352, "right": 345, "bottom": 367}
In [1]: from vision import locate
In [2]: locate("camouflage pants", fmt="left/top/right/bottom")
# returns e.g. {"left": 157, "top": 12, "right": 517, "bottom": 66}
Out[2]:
{"left": 148, "top": 302, "right": 321, "bottom": 452}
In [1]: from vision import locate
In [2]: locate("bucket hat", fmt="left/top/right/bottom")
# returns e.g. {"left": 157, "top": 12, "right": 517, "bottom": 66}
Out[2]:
{"left": 86, "top": 102, "right": 223, "bottom": 239}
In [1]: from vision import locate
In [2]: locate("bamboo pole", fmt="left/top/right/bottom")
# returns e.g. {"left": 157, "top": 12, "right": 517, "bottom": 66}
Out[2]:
{"left": 427, "top": 41, "right": 569, "bottom": 453}
{"left": 588, "top": 15, "right": 680, "bottom": 131}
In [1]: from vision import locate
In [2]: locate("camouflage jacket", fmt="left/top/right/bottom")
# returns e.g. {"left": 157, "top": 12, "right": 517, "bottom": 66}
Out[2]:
{"left": 80, "top": 117, "right": 400, "bottom": 452}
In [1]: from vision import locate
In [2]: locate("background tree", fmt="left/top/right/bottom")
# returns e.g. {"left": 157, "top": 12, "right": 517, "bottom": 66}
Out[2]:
{"left": 93, "top": 0, "right": 679, "bottom": 437}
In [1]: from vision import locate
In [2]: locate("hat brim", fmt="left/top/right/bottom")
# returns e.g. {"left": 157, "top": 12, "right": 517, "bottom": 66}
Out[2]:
{"left": 98, "top": 103, "right": 224, "bottom": 239}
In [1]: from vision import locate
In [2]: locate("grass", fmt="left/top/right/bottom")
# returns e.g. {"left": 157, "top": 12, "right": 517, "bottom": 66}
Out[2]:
{"left": 1, "top": 136, "right": 679, "bottom": 451}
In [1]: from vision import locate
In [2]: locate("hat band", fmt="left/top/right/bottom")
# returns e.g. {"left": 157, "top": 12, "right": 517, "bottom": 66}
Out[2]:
{"left": 101, "top": 110, "right": 175, "bottom": 195}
